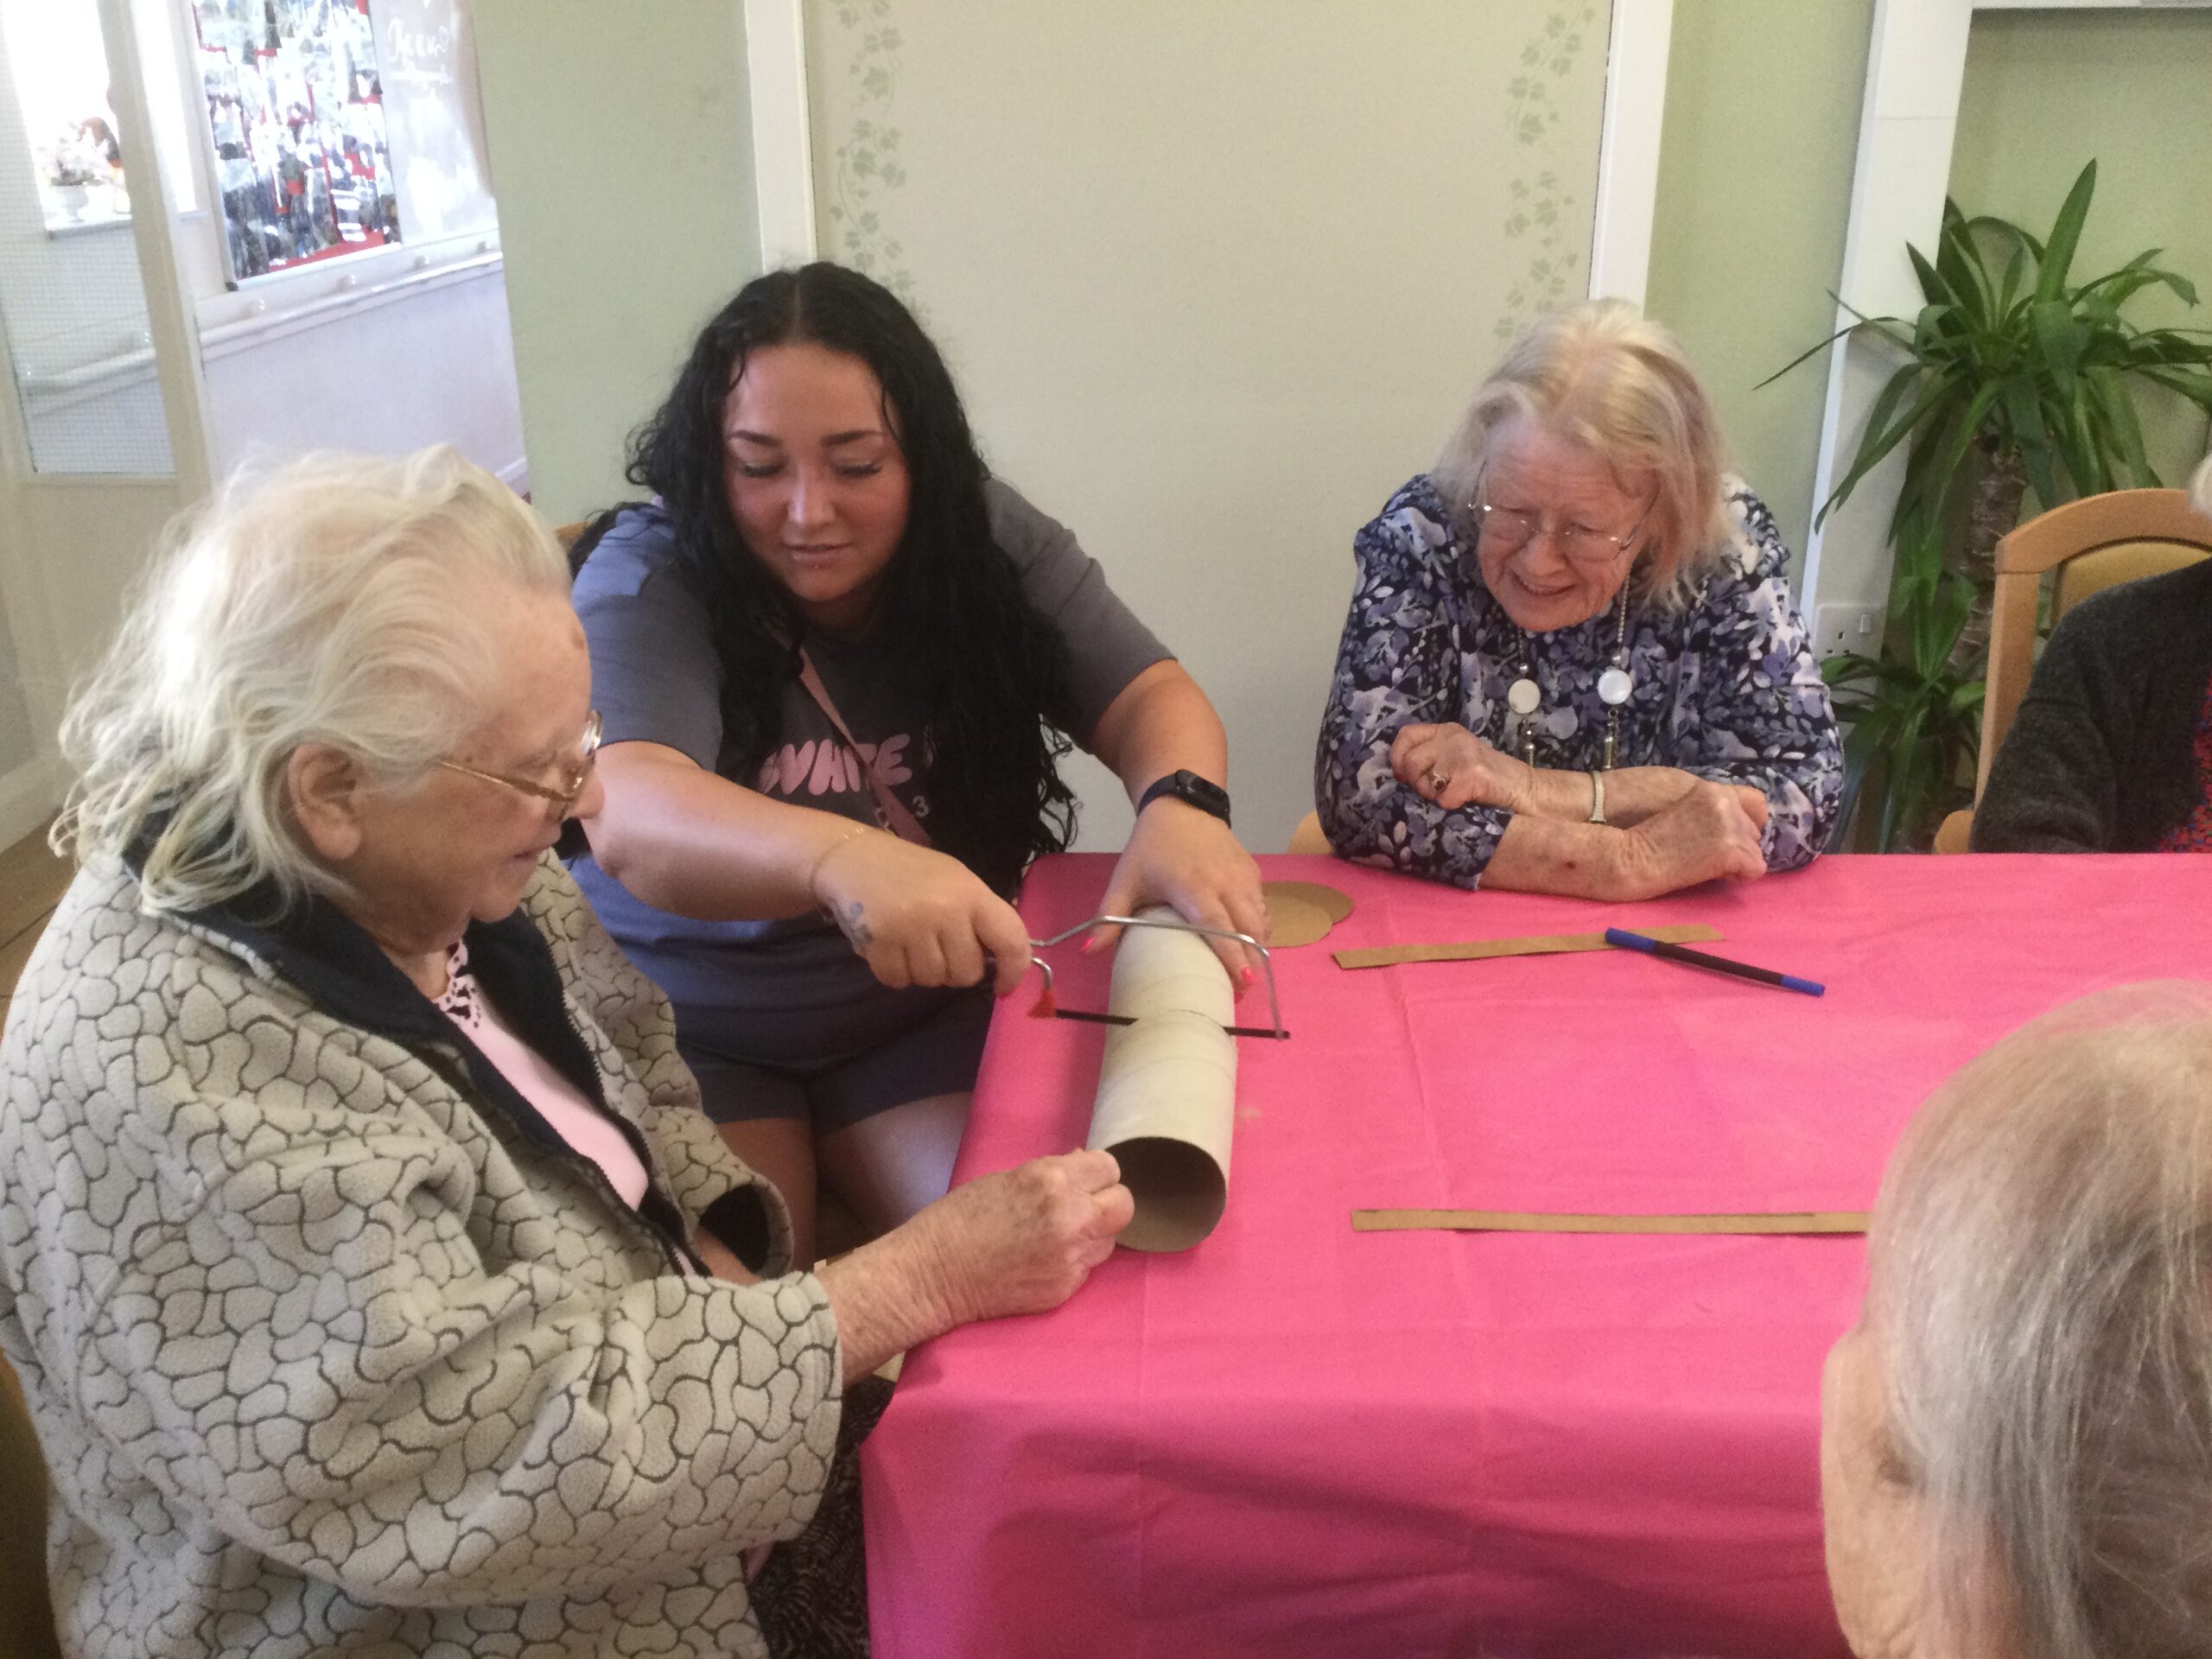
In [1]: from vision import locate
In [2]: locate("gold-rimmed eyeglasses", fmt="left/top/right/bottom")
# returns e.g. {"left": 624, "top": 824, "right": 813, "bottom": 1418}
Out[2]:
{"left": 437, "top": 710, "right": 603, "bottom": 815}
{"left": 1476, "top": 499, "right": 1651, "bottom": 568}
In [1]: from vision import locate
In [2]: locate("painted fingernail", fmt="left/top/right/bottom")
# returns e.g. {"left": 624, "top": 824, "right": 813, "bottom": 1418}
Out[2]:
{"left": 1240, "top": 966, "right": 1256, "bottom": 988}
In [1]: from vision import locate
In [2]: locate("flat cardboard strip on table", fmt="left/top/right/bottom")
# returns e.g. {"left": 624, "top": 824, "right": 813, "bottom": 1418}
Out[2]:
{"left": 1333, "top": 923, "right": 1722, "bottom": 971}
{"left": 1351, "top": 1208, "right": 1868, "bottom": 1236}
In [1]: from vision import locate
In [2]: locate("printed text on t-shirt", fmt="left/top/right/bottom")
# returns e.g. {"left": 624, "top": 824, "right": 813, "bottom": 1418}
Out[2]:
{"left": 756, "top": 733, "right": 919, "bottom": 805}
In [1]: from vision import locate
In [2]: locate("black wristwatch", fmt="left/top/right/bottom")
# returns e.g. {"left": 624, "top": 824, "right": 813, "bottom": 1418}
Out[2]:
{"left": 1137, "top": 769, "right": 1232, "bottom": 828}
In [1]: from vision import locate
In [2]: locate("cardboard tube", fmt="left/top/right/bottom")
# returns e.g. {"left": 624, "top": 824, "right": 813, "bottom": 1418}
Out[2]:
{"left": 1087, "top": 906, "right": 1237, "bottom": 1252}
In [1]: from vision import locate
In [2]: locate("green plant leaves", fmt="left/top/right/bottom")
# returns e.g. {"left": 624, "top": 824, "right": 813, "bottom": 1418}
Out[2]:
{"left": 1764, "top": 154, "right": 2212, "bottom": 848}
{"left": 2029, "top": 299, "right": 2087, "bottom": 397}
{"left": 1821, "top": 372, "right": 1963, "bottom": 521}
{"left": 1998, "top": 378, "right": 2060, "bottom": 508}
{"left": 2034, "top": 160, "right": 2098, "bottom": 308}
{"left": 2088, "top": 365, "right": 2153, "bottom": 485}
{"left": 2143, "top": 367, "right": 2212, "bottom": 413}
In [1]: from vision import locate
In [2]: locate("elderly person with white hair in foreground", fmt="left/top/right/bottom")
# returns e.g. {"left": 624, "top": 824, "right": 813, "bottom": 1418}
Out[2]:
{"left": 1316, "top": 299, "right": 1843, "bottom": 898}
{"left": 0, "top": 448, "right": 1131, "bottom": 1659}
{"left": 1822, "top": 983, "right": 2212, "bottom": 1659}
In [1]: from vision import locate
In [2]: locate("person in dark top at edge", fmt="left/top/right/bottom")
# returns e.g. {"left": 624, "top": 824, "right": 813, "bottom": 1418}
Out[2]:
{"left": 1972, "top": 454, "right": 2212, "bottom": 854}
{"left": 569, "top": 262, "right": 1265, "bottom": 1262}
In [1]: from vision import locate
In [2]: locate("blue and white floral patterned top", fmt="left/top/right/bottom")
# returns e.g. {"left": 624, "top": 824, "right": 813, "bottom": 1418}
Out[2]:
{"left": 1314, "top": 473, "right": 1842, "bottom": 888}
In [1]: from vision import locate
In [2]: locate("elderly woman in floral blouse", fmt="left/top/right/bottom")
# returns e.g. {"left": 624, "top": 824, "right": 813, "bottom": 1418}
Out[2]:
{"left": 1315, "top": 301, "right": 1841, "bottom": 898}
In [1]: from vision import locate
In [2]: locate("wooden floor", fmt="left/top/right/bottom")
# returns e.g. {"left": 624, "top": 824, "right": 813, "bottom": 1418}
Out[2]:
{"left": 0, "top": 824, "right": 71, "bottom": 1014}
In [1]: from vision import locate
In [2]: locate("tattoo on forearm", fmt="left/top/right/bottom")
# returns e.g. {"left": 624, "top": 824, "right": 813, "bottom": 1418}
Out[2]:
{"left": 838, "top": 901, "right": 874, "bottom": 948}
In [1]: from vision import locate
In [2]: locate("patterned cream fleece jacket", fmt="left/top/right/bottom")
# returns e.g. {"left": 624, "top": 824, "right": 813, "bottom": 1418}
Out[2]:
{"left": 0, "top": 854, "right": 843, "bottom": 1657}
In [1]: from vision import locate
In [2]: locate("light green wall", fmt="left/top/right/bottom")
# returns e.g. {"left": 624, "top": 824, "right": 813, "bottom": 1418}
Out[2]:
{"left": 804, "top": 1, "right": 1612, "bottom": 851}
{"left": 1644, "top": 0, "right": 1877, "bottom": 572}
{"left": 472, "top": 1, "right": 762, "bottom": 525}
{"left": 1949, "top": 9, "right": 2212, "bottom": 489}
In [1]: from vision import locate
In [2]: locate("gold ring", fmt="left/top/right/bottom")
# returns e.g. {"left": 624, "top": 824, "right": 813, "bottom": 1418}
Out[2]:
{"left": 1426, "top": 768, "right": 1449, "bottom": 791}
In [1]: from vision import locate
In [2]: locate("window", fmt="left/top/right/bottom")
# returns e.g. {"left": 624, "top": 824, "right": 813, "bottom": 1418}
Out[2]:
{"left": 192, "top": 0, "right": 399, "bottom": 279}
{"left": 3, "top": 0, "right": 132, "bottom": 232}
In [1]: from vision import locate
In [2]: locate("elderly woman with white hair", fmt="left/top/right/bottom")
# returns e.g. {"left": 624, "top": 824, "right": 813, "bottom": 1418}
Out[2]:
{"left": 1822, "top": 984, "right": 2212, "bottom": 1659}
{"left": 1316, "top": 301, "right": 1842, "bottom": 897}
{"left": 0, "top": 448, "right": 1131, "bottom": 1659}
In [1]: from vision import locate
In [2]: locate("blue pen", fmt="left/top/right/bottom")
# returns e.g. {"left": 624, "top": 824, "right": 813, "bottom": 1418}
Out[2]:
{"left": 1604, "top": 927, "right": 1824, "bottom": 997}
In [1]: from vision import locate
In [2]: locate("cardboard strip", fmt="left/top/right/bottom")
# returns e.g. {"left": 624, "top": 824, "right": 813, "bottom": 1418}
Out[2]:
{"left": 1351, "top": 1208, "right": 1868, "bottom": 1236}
{"left": 1333, "top": 923, "right": 1722, "bottom": 971}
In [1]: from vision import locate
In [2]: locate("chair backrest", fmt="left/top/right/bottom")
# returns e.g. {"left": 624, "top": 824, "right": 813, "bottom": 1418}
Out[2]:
{"left": 1287, "top": 810, "right": 1329, "bottom": 855}
{"left": 1974, "top": 488, "right": 2212, "bottom": 799}
{"left": 2050, "top": 539, "right": 2209, "bottom": 622}
{"left": 0, "top": 1354, "right": 60, "bottom": 1659}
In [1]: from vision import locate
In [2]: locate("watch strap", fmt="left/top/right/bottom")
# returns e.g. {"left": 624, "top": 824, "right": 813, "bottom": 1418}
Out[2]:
{"left": 1138, "top": 769, "right": 1231, "bottom": 827}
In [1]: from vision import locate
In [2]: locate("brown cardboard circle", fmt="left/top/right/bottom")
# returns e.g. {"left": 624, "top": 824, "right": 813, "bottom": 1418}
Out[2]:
{"left": 1263, "top": 893, "right": 1335, "bottom": 949}
{"left": 1264, "top": 880, "right": 1353, "bottom": 925}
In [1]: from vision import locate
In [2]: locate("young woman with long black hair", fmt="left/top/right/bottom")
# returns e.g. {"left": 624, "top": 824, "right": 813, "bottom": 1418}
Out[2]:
{"left": 572, "top": 263, "right": 1262, "bottom": 1261}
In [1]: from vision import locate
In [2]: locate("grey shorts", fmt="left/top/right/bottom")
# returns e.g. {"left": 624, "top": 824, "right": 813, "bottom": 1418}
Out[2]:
{"left": 673, "top": 982, "right": 994, "bottom": 1135}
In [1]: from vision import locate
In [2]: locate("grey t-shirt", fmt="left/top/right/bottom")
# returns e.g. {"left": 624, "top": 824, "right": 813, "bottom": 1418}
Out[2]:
{"left": 569, "top": 479, "right": 1171, "bottom": 1016}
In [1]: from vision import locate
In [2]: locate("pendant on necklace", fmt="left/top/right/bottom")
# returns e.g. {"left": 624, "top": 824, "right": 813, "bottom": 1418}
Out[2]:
{"left": 1598, "top": 666, "right": 1633, "bottom": 707}
{"left": 1507, "top": 677, "right": 1541, "bottom": 717}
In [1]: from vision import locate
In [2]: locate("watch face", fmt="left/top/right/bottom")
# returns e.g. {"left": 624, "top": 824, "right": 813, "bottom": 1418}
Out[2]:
{"left": 1151, "top": 769, "right": 1230, "bottom": 824}
{"left": 1178, "top": 771, "right": 1230, "bottom": 811}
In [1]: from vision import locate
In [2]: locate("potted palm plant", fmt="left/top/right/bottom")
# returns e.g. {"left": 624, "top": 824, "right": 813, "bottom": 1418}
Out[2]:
{"left": 1769, "top": 161, "right": 2212, "bottom": 849}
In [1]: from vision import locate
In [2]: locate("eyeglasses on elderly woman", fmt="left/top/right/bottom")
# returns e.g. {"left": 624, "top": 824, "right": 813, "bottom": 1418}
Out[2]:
{"left": 1474, "top": 497, "right": 1650, "bottom": 568}
{"left": 435, "top": 709, "right": 603, "bottom": 814}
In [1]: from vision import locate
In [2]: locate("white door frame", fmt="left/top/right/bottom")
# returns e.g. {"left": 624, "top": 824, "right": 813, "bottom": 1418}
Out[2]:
{"left": 101, "top": 0, "right": 213, "bottom": 499}
{"left": 1589, "top": 0, "right": 1674, "bottom": 308}
{"left": 744, "top": 0, "right": 817, "bottom": 268}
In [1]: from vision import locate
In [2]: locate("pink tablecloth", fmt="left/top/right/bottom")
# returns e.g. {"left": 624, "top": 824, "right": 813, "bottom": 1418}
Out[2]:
{"left": 862, "top": 853, "right": 2212, "bottom": 1659}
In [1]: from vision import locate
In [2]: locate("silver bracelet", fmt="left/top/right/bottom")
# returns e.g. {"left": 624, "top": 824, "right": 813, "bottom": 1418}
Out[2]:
{"left": 1587, "top": 769, "right": 1607, "bottom": 825}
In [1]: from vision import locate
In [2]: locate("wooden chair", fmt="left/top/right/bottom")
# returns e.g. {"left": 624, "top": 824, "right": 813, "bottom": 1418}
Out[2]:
{"left": 1936, "top": 487, "right": 2212, "bottom": 852}
{"left": 1287, "top": 810, "right": 1329, "bottom": 855}
{"left": 0, "top": 1355, "right": 60, "bottom": 1659}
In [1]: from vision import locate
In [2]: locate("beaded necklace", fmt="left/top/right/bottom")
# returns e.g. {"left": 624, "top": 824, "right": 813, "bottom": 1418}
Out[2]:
{"left": 1505, "top": 579, "right": 1635, "bottom": 771}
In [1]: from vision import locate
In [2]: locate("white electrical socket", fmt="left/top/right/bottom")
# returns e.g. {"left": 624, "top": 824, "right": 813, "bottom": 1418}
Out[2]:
{"left": 1811, "top": 603, "right": 1882, "bottom": 661}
